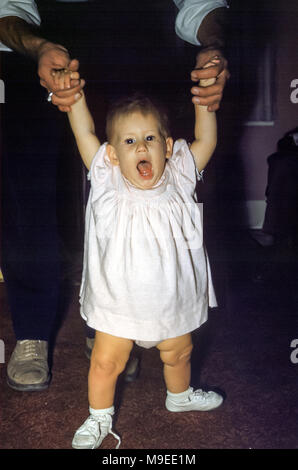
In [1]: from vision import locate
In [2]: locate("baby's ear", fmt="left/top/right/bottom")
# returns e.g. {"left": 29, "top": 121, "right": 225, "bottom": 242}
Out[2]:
{"left": 106, "top": 144, "right": 119, "bottom": 166}
{"left": 165, "top": 137, "right": 174, "bottom": 159}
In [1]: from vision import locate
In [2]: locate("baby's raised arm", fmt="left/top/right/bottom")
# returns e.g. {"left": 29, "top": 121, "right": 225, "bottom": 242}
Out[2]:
{"left": 68, "top": 90, "right": 100, "bottom": 170}
{"left": 54, "top": 69, "right": 100, "bottom": 170}
{"left": 190, "top": 58, "right": 219, "bottom": 172}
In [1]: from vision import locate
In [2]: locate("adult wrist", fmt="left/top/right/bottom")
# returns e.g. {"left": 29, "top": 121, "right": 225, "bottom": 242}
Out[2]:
{"left": 197, "top": 7, "right": 227, "bottom": 51}
{"left": 36, "top": 40, "right": 69, "bottom": 61}
{"left": 197, "top": 44, "right": 225, "bottom": 55}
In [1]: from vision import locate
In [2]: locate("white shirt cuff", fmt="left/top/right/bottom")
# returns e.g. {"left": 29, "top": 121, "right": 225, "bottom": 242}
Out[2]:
{"left": 0, "top": 0, "right": 41, "bottom": 52}
{"left": 174, "top": 0, "right": 228, "bottom": 46}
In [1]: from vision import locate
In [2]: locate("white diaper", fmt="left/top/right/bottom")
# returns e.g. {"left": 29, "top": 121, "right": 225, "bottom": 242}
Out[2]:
{"left": 134, "top": 340, "right": 161, "bottom": 349}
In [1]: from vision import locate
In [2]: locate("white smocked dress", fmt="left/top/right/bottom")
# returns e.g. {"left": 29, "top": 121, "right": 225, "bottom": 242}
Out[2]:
{"left": 79, "top": 139, "right": 217, "bottom": 344}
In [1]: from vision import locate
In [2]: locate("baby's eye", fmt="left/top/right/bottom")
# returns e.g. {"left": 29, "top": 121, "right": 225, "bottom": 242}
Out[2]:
{"left": 146, "top": 135, "right": 155, "bottom": 141}
{"left": 125, "top": 138, "right": 136, "bottom": 144}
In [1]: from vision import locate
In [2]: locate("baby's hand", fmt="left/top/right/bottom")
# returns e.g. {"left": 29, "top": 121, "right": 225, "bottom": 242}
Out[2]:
{"left": 50, "top": 68, "right": 84, "bottom": 111}
{"left": 51, "top": 68, "right": 83, "bottom": 109}
{"left": 199, "top": 57, "right": 221, "bottom": 88}
{"left": 52, "top": 68, "right": 82, "bottom": 92}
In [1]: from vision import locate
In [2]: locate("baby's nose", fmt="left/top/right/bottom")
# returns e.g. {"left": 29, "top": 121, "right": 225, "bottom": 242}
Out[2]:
{"left": 136, "top": 141, "right": 147, "bottom": 151}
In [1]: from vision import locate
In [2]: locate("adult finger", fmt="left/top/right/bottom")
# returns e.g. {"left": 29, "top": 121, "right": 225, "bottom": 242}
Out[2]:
{"left": 191, "top": 81, "right": 223, "bottom": 98}
{"left": 51, "top": 82, "right": 85, "bottom": 108}
{"left": 51, "top": 93, "right": 81, "bottom": 108}
{"left": 57, "top": 104, "right": 72, "bottom": 113}
{"left": 191, "top": 62, "right": 223, "bottom": 82}
{"left": 195, "top": 48, "right": 225, "bottom": 68}
{"left": 53, "top": 78, "right": 85, "bottom": 98}
{"left": 191, "top": 93, "right": 222, "bottom": 108}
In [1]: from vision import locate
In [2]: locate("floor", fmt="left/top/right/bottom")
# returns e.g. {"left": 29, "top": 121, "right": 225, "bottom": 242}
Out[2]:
{"left": 1, "top": 229, "right": 298, "bottom": 450}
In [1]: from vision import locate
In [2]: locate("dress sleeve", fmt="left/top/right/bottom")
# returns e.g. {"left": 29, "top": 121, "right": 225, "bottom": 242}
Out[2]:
{"left": 88, "top": 142, "right": 111, "bottom": 185}
{"left": 170, "top": 139, "right": 203, "bottom": 187}
{"left": 173, "top": 0, "right": 229, "bottom": 46}
{"left": 0, "top": 0, "right": 41, "bottom": 52}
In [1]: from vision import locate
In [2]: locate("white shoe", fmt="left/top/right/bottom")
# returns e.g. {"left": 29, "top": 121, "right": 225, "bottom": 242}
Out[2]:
{"left": 166, "top": 387, "right": 223, "bottom": 412}
{"left": 72, "top": 413, "right": 121, "bottom": 449}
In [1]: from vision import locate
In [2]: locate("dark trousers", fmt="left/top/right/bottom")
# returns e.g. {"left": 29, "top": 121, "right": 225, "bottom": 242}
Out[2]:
{"left": 1, "top": 57, "right": 64, "bottom": 341}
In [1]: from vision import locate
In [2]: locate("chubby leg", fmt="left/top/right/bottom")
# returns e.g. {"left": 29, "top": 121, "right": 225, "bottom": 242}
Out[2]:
{"left": 158, "top": 333, "right": 223, "bottom": 412}
{"left": 88, "top": 331, "right": 134, "bottom": 409}
{"left": 72, "top": 332, "right": 133, "bottom": 449}
{"left": 157, "top": 333, "right": 193, "bottom": 393}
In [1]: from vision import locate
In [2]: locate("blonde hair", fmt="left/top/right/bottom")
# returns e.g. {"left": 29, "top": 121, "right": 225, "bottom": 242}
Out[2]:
{"left": 105, "top": 94, "right": 170, "bottom": 143}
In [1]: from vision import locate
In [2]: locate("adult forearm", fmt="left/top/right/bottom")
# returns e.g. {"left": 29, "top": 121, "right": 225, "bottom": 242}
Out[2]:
{"left": 0, "top": 15, "right": 82, "bottom": 113}
{"left": 197, "top": 7, "right": 227, "bottom": 49}
{"left": 0, "top": 16, "right": 49, "bottom": 59}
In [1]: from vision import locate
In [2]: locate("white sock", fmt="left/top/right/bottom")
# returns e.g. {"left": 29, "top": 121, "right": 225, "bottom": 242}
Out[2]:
{"left": 166, "top": 387, "right": 192, "bottom": 402}
{"left": 89, "top": 405, "right": 121, "bottom": 449}
{"left": 89, "top": 405, "right": 115, "bottom": 417}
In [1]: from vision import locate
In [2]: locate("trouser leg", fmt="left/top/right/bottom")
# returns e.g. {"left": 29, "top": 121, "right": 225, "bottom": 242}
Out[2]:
{"left": 1, "top": 73, "right": 61, "bottom": 341}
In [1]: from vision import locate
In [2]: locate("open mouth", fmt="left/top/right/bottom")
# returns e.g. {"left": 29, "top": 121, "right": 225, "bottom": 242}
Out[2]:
{"left": 137, "top": 160, "right": 153, "bottom": 179}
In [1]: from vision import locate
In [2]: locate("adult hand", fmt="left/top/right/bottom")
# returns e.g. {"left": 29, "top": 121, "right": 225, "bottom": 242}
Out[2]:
{"left": 190, "top": 48, "right": 230, "bottom": 112}
{"left": 37, "top": 42, "right": 84, "bottom": 112}
{"left": 50, "top": 70, "right": 86, "bottom": 113}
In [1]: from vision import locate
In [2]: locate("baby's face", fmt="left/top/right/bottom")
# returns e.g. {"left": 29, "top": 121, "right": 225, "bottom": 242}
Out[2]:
{"left": 107, "top": 112, "right": 173, "bottom": 189}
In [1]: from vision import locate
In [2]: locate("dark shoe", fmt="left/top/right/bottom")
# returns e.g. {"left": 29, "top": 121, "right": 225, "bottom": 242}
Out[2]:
{"left": 250, "top": 229, "right": 275, "bottom": 247}
{"left": 123, "top": 356, "right": 140, "bottom": 383}
{"left": 85, "top": 337, "right": 94, "bottom": 360}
